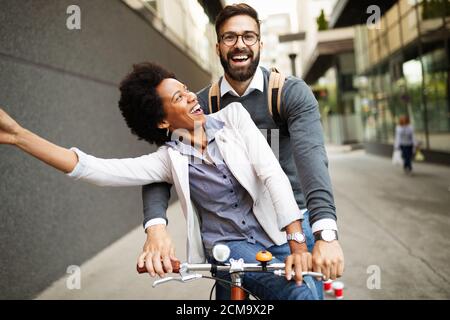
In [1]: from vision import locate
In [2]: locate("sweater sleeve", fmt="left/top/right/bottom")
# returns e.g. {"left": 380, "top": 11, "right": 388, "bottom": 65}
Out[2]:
{"left": 282, "top": 79, "right": 337, "bottom": 227}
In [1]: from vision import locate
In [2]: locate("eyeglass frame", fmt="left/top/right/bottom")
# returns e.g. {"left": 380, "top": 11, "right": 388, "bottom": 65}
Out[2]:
{"left": 219, "top": 31, "right": 260, "bottom": 47}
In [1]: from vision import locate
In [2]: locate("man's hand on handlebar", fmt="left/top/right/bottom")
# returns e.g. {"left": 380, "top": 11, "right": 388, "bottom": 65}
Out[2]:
{"left": 137, "top": 224, "right": 178, "bottom": 278}
{"left": 312, "top": 240, "right": 344, "bottom": 281}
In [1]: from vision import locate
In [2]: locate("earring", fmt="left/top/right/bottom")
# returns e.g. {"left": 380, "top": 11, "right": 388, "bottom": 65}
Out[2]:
{"left": 166, "top": 128, "right": 170, "bottom": 137}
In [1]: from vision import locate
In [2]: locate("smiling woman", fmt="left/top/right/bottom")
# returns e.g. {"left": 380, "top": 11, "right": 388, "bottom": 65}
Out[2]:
{"left": 156, "top": 78, "right": 206, "bottom": 133}
{"left": 115, "top": 63, "right": 207, "bottom": 149}
{"left": 118, "top": 63, "right": 175, "bottom": 146}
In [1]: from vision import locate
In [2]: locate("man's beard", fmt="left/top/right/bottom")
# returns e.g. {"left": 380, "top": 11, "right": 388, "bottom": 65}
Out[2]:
{"left": 220, "top": 49, "right": 260, "bottom": 82}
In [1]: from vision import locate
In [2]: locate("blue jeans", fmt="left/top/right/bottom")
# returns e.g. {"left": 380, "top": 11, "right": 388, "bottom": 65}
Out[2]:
{"left": 400, "top": 145, "right": 413, "bottom": 171}
{"left": 207, "top": 212, "right": 323, "bottom": 300}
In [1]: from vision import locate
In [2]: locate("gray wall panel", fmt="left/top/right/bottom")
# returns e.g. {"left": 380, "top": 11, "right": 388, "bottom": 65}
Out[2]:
{"left": 0, "top": 0, "right": 211, "bottom": 299}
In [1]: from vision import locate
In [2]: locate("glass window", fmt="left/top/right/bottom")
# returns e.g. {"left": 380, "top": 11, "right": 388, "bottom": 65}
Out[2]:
{"left": 423, "top": 49, "right": 450, "bottom": 152}
{"left": 387, "top": 23, "right": 401, "bottom": 53}
{"left": 401, "top": 9, "right": 418, "bottom": 46}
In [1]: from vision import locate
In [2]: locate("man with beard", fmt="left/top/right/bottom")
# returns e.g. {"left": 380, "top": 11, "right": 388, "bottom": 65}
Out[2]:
{"left": 138, "top": 3, "right": 344, "bottom": 300}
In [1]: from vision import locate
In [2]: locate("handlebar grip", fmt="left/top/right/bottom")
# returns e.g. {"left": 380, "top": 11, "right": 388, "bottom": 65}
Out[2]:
{"left": 136, "top": 260, "right": 181, "bottom": 274}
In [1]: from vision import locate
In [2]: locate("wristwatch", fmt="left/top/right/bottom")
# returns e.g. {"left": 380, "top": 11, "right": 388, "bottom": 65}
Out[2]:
{"left": 286, "top": 231, "right": 306, "bottom": 244}
{"left": 314, "top": 229, "right": 338, "bottom": 242}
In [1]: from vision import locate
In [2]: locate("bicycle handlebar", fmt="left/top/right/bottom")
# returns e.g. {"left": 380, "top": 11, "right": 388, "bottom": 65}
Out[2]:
{"left": 137, "top": 260, "right": 324, "bottom": 279}
{"left": 136, "top": 248, "right": 326, "bottom": 299}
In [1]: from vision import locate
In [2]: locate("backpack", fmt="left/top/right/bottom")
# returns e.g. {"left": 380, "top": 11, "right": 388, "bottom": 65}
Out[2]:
{"left": 207, "top": 68, "right": 288, "bottom": 144}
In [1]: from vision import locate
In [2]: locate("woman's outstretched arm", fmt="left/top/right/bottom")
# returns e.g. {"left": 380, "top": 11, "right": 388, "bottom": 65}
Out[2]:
{"left": 1, "top": 108, "right": 172, "bottom": 186}
{"left": 0, "top": 108, "right": 78, "bottom": 173}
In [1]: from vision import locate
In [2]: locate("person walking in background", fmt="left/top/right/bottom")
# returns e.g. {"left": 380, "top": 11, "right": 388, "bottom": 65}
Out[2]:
{"left": 394, "top": 115, "right": 416, "bottom": 174}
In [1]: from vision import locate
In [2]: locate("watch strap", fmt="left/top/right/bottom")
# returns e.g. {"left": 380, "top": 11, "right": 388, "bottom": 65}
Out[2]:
{"left": 286, "top": 231, "right": 306, "bottom": 243}
{"left": 314, "top": 229, "right": 338, "bottom": 242}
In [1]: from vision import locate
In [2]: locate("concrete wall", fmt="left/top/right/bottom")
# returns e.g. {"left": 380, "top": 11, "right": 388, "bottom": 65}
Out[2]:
{"left": 0, "top": 0, "right": 211, "bottom": 299}
{"left": 322, "top": 114, "right": 364, "bottom": 145}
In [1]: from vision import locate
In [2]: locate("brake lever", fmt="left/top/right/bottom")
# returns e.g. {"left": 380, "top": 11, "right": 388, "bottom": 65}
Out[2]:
{"left": 152, "top": 276, "right": 178, "bottom": 287}
{"left": 152, "top": 273, "right": 203, "bottom": 288}
{"left": 273, "top": 270, "right": 325, "bottom": 279}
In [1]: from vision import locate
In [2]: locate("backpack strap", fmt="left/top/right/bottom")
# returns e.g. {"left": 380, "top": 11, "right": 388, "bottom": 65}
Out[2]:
{"left": 270, "top": 66, "right": 280, "bottom": 73}
{"left": 208, "top": 82, "right": 220, "bottom": 114}
{"left": 267, "top": 68, "right": 286, "bottom": 126}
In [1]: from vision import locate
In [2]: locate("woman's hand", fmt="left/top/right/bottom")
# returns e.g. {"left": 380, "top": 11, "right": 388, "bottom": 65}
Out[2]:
{"left": 0, "top": 108, "right": 22, "bottom": 145}
{"left": 137, "top": 224, "right": 178, "bottom": 278}
{"left": 284, "top": 220, "right": 312, "bottom": 284}
{"left": 0, "top": 107, "right": 78, "bottom": 172}
{"left": 284, "top": 250, "right": 313, "bottom": 285}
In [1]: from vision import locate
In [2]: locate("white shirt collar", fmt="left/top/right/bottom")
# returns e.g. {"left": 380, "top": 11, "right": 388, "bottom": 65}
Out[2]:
{"left": 220, "top": 66, "right": 264, "bottom": 97}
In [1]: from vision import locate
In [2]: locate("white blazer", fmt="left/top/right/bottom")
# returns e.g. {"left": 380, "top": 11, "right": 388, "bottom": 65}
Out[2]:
{"left": 68, "top": 103, "right": 302, "bottom": 263}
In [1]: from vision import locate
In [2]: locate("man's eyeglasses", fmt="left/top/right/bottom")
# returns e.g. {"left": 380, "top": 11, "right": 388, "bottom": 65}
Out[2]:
{"left": 220, "top": 31, "right": 260, "bottom": 47}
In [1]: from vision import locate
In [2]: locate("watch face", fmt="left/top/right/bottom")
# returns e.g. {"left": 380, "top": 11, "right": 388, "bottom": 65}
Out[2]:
{"left": 321, "top": 229, "right": 336, "bottom": 242}
{"left": 287, "top": 232, "right": 306, "bottom": 243}
{"left": 294, "top": 233, "right": 305, "bottom": 242}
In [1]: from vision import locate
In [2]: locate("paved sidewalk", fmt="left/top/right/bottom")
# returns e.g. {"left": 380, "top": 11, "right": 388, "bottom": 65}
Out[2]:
{"left": 37, "top": 147, "right": 450, "bottom": 299}
{"left": 329, "top": 148, "right": 450, "bottom": 299}
{"left": 36, "top": 202, "right": 212, "bottom": 299}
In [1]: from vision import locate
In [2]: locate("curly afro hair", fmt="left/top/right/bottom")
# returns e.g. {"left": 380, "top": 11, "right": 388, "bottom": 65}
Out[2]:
{"left": 118, "top": 62, "right": 176, "bottom": 146}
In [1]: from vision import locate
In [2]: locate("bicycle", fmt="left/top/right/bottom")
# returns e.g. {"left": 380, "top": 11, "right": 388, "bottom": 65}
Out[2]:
{"left": 137, "top": 244, "right": 325, "bottom": 300}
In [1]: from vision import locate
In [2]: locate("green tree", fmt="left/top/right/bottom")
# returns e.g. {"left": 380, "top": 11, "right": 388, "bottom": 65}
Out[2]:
{"left": 422, "top": 0, "right": 450, "bottom": 20}
{"left": 316, "top": 9, "right": 328, "bottom": 31}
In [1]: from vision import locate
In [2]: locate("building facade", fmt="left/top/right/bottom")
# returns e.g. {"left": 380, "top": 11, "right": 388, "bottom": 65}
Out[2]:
{"left": 354, "top": 0, "right": 450, "bottom": 158}
{"left": 299, "top": 0, "right": 450, "bottom": 162}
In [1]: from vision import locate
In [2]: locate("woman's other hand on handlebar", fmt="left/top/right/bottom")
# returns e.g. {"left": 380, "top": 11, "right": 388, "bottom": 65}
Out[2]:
{"left": 284, "top": 250, "right": 313, "bottom": 286}
{"left": 137, "top": 224, "right": 178, "bottom": 278}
